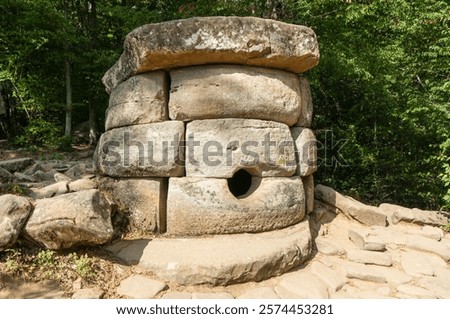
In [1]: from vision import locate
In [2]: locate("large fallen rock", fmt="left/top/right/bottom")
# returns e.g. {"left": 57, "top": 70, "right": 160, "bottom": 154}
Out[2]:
{"left": 24, "top": 190, "right": 113, "bottom": 249}
{"left": 185, "top": 119, "right": 296, "bottom": 178}
{"left": 314, "top": 184, "right": 387, "bottom": 226}
{"left": 166, "top": 176, "right": 305, "bottom": 235}
{"left": 0, "top": 158, "right": 34, "bottom": 173}
{"left": 102, "top": 16, "right": 319, "bottom": 93}
{"left": 169, "top": 65, "right": 303, "bottom": 126}
{"left": 379, "top": 203, "right": 448, "bottom": 227}
{"left": 0, "top": 195, "right": 33, "bottom": 250}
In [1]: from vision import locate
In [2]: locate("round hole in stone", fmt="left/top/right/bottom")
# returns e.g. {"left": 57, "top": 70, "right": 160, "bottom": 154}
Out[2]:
{"left": 227, "top": 169, "right": 253, "bottom": 198}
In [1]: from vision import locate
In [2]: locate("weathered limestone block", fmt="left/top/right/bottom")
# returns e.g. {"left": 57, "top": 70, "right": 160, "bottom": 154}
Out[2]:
{"left": 105, "top": 71, "right": 168, "bottom": 130}
{"left": 29, "top": 181, "right": 69, "bottom": 199}
{"left": 315, "top": 184, "right": 387, "bottom": 226}
{"left": 99, "top": 177, "right": 166, "bottom": 233}
{"left": 0, "top": 195, "right": 32, "bottom": 250}
{"left": 295, "top": 77, "right": 313, "bottom": 127}
{"left": 24, "top": 190, "right": 113, "bottom": 249}
{"left": 390, "top": 205, "right": 448, "bottom": 227}
{"left": 95, "top": 121, "right": 184, "bottom": 177}
{"left": 186, "top": 119, "right": 296, "bottom": 178}
{"left": 166, "top": 176, "right": 305, "bottom": 236}
{"left": 291, "top": 127, "right": 317, "bottom": 176}
{"left": 102, "top": 16, "right": 319, "bottom": 93}
{"left": 0, "top": 158, "right": 34, "bottom": 173}
{"left": 302, "top": 175, "right": 315, "bottom": 214}
{"left": 0, "top": 167, "right": 13, "bottom": 182}
{"left": 169, "top": 65, "right": 302, "bottom": 125}
{"left": 348, "top": 229, "right": 386, "bottom": 251}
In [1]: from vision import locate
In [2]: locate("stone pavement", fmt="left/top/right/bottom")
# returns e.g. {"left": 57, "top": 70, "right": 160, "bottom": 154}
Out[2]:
{"left": 106, "top": 210, "right": 450, "bottom": 299}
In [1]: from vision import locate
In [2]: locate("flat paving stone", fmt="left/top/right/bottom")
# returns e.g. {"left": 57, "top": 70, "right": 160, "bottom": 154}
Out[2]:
{"left": 72, "top": 288, "right": 104, "bottom": 299}
{"left": 117, "top": 275, "right": 167, "bottom": 299}
{"left": 396, "top": 284, "right": 437, "bottom": 299}
{"left": 346, "top": 250, "right": 392, "bottom": 266}
{"left": 275, "top": 272, "right": 329, "bottom": 299}
{"left": 192, "top": 292, "right": 234, "bottom": 299}
{"left": 400, "top": 251, "right": 434, "bottom": 277}
{"left": 161, "top": 292, "right": 192, "bottom": 299}
{"left": 309, "top": 261, "right": 347, "bottom": 293}
{"left": 315, "top": 237, "right": 346, "bottom": 256}
{"left": 238, "top": 287, "right": 280, "bottom": 299}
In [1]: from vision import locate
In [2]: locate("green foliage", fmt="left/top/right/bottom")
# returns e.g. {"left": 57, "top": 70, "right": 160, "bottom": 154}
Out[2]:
{"left": 1, "top": 0, "right": 448, "bottom": 209}
{"left": 69, "top": 253, "right": 95, "bottom": 279}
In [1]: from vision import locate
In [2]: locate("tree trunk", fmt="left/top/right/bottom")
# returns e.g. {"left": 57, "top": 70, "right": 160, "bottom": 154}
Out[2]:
{"left": 64, "top": 58, "right": 72, "bottom": 137}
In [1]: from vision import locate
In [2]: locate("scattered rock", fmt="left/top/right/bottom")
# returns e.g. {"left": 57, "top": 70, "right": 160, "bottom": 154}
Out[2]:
{"left": 24, "top": 189, "right": 113, "bottom": 249}
{"left": 0, "top": 194, "right": 32, "bottom": 250}
{"left": 396, "top": 284, "right": 436, "bottom": 299}
{"left": 405, "top": 235, "right": 450, "bottom": 262}
{"left": 72, "top": 288, "right": 104, "bottom": 299}
{"left": 390, "top": 205, "right": 448, "bottom": 227}
{"left": 13, "top": 172, "right": 36, "bottom": 183}
{"left": 68, "top": 179, "right": 97, "bottom": 192}
{"left": 346, "top": 250, "right": 392, "bottom": 266}
{"left": 169, "top": 65, "right": 302, "bottom": 126}
{"left": 315, "top": 237, "right": 346, "bottom": 256}
{"left": 33, "top": 170, "right": 55, "bottom": 182}
{"left": 106, "top": 71, "right": 168, "bottom": 131}
{"left": 65, "top": 164, "right": 88, "bottom": 180}
{"left": 54, "top": 172, "right": 71, "bottom": 183}
{"left": 348, "top": 229, "right": 386, "bottom": 251}
{"left": 343, "top": 262, "right": 387, "bottom": 283}
{"left": 400, "top": 251, "right": 434, "bottom": 277}
{"left": 167, "top": 176, "right": 305, "bottom": 235}
{"left": 23, "top": 163, "right": 44, "bottom": 176}
{"left": 117, "top": 275, "right": 167, "bottom": 299}
{"left": 238, "top": 287, "right": 280, "bottom": 299}
{"left": 29, "top": 181, "right": 69, "bottom": 199}
{"left": 0, "top": 167, "right": 13, "bottom": 182}
{"left": 185, "top": 119, "right": 296, "bottom": 178}
{"left": 161, "top": 292, "right": 192, "bottom": 299}
{"left": 102, "top": 16, "right": 319, "bottom": 93}
{"left": 309, "top": 261, "right": 347, "bottom": 293}
{"left": 315, "top": 184, "right": 387, "bottom": 226}
{"left": 0, "top": 158, "right": 34, "bottom": 173}
{"left": 192, "top": 292, "right": 234, "bottom": 299}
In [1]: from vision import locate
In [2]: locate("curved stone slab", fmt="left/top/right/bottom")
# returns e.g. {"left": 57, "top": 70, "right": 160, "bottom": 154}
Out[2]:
{"left": 105, "top": 71, "right": 168, "bottom": 130}
{"left": 102, "top": 16, "right": 319, "bottom": 93}
{"left": 186, "top": 119, "right": 296, "bottom": 178}
{"left": 166, "top": 176, "right": 305, "bottom": 236}
{"left": 295, "top": 77, "right": 314, "bottom": 127}
{"left": 95, "top": 121, "right": 184, "bottom": 177}
{"left": 169, "top": 65, "right": 302, "bottom": 125}
{"left": 106, "top": 218, "right": 311, "bottom": 285}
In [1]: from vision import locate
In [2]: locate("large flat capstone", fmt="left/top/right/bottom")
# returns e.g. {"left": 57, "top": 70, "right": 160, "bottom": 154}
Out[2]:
{"left": 166, "top": 176, "right": 305, "bottom": 236}
{"left": 185, "top": 119, "right": 296, "bottom": 178}
{"left": 106, "top": 218, "right": 312, "bottom": 285}
{"left": 105, "top": 71, "right": 168, "bottom": 130}
{"left": 102, "top": 16, "right": 319, "bottom": 93}
{"left": 169, "top": 65, "right": 303, "bottom": 126}
{"left": 95, "top": 121, "right": 184, "bottom": 177}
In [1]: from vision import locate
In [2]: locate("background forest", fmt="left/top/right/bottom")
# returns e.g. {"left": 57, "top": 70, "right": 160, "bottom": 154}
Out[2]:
{"left": 0, "top": 0, "right": 449, "bottom": 210}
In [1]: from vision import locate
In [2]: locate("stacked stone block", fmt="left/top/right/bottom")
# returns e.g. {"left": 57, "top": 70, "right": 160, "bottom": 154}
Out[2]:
{"left": 96, "top": 16, "right": 319, "bottom": 236}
